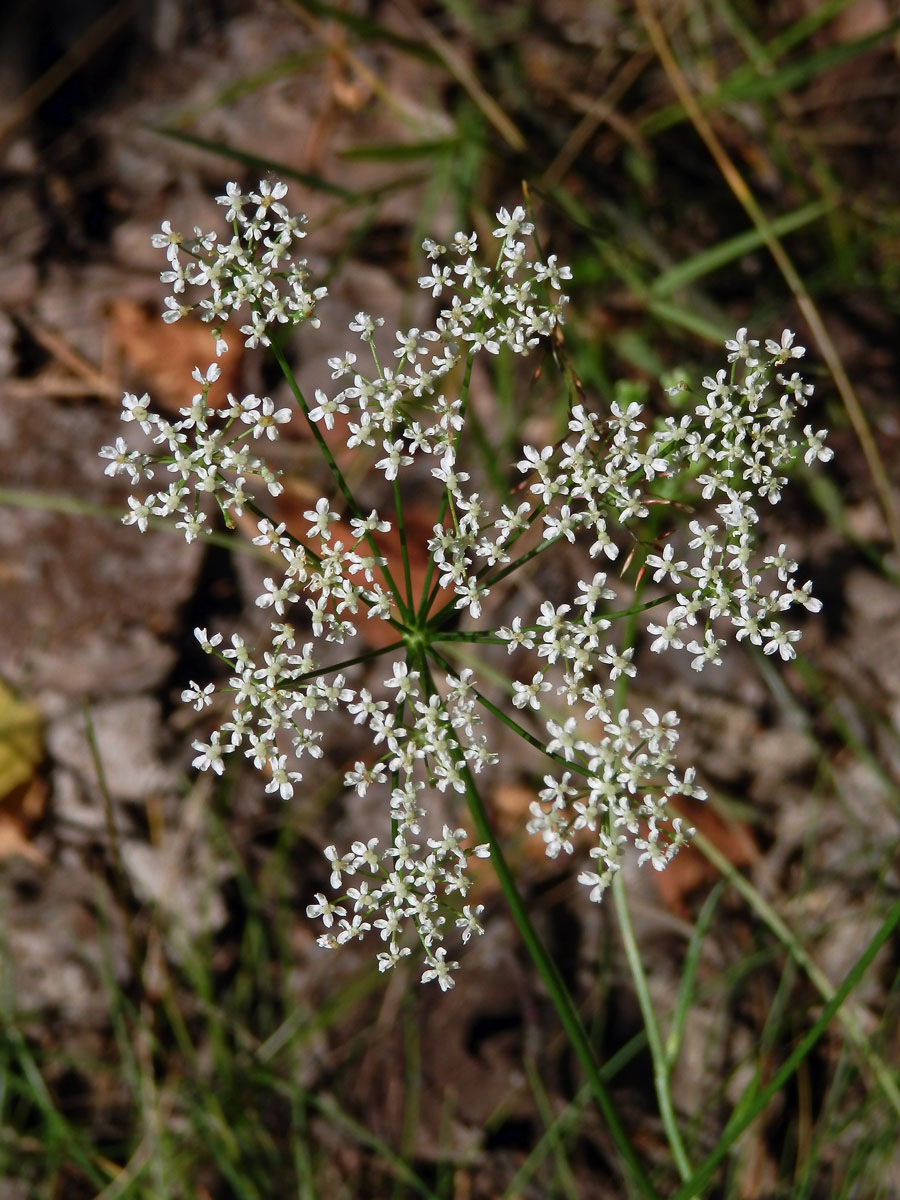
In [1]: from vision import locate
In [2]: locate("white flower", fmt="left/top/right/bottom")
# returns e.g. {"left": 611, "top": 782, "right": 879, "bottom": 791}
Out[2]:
{"left": 306, "top": 893, "right": 345, "bottom": 928}
{"left": 575, "top": 571, "right": 615, "bottom": 612}
{"left": 762, "top": 622, "right": 802, "bottom": 660}
{"left": 686, "top": 632, "right": 725, "bottom": 671}
{"left": 421, "top": 947, "right": 458, "bottom": 990}
{"left": 99, "top": 437, "right": 143, "bottom": 482}
{"left": 648, "top": 622, "right": 684, "bottom": 654}
{"left": 456, "top": 904, "right": 485, "bottom": 943}
{"left": 192, "top": 732, "right": 226, "bottom": 775}
{"left": 765, "top": 329, "right": 805, "bottom": 363}
{"left": 194, "top": 627, "right": 223, "bottom": 653}
{"left": 240, "top": 395, "right": 292, "bottom": 439}
{"left": 533, "top": 254, "right": 572, "bottom": 289}
{"left": 122, "top": 496, "right": 151, "bottom": 532}
{"left": 150, "top": 220, "right": 183, "bottom": 262}
{"left": 418, "top": 263, "right": 452, "bottom": 297}
{"left": 304, "top": 497, "right": 338, "bottom": 539}
{"left": 645, "top": 543, "right": 689, "bottom": 585}
{"left": 217, "top": 182, "right": 248, "bottom": 223}
{"left": 162, "top": 297, "right": 191, "bottom": 324}
{"left": 265, "top": 754, "right": 301, "bottom": 800}
{"left": 512, "top": 673, "right": 552, "bottom": 710}
{"left": 182, "top": 681, "right": 215, "bottom": 711}
{"left": 802, "top": 426, "right": 833, "bottom": 466}
{"left": 599, "top": 644, "right": 636, "bottom": 681}
{"left": 498, "top": 617, "right": 536, "bottom": 653}
{"left": 764, "top": 543, "right": 796, "bottom": 583}
{"left": 384, "top": 661, "right": 418, "bottom": 700}
{"left": 121, "top": 392, "right": 153, "bottom": 434}
{"left": 787, "top": 579, "right": 822, "bottom": 613}
{"left": 324, "top": 845, "right": 353, "bottom": 890}
{"left": 349, "top": 312, "right": 384, "bottom": 338}
{"left": 725, "top": 327, "right": 760, "bottom": 365}
{"left": 493, "top": 205, "right": 534, "bottom": 241}
{"left": 376, "top": 439, "right": 413, "bottom": 481}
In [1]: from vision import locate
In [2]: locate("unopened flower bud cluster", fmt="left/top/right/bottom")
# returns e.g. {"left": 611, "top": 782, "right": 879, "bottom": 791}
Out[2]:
{"left": 101, "top": 180, "right": 831, "bottom": 989}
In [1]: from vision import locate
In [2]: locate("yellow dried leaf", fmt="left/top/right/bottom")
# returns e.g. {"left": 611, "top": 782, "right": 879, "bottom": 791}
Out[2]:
{"left": 0, "top": 681, "right": 42, "bottom": 800}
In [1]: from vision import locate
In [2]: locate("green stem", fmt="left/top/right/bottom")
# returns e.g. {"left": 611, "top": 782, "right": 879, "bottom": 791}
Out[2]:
{"left": 392, "top": 476, "right": 415, "bottom": 613}
{"left": 423, "top": 529, "right": 565, "bottom": 633}
{"left": 83, "top": 706, "right": 140, "bottom": 975}
{"left": 418, "top": 657, "right": 658, "bottom": 1196}
{"left": 612, "top": 872, "right": 693, "bottom": 1181}
{"left": 666, "top": 883, "right": 724, "bottom": 1071}
{"left": 426, "top": 646, "right": 578, "bottom": 774}
{"left": 416, "top": 348, "right": 477, "bottom": 612}
{"left": 417, "top": 486, "right": 451, "bottom": 623}
{"left": 267, "top": 334, "right": 409, "bottom": 620}
{"left": 483, "top": 531, "right": 563, "bottom": 587}
{"left": 273, "top": 639, "right": 407, "bottom": 689}
{"left": 607, "top": 561, "right": 691, "bottom": 1179}
{"left": 450, "top": 741, "right": 659, "bottom": 1199}
{"left": 428, "top": 591, "right": 680, "bottom": 643}
{"left": 0, "top": 487, "right": 271, "bottom": 558}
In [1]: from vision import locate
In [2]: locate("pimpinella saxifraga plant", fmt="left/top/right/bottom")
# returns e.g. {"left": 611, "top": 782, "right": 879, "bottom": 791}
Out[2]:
{"left": 101, "top": 180, "right": 832, "bottom": 993}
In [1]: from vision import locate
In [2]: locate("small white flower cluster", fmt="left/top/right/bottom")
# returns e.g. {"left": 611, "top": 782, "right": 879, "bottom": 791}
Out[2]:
{"left": 639, "top": 327, "right": 831, "bottom": 667}
{"left": 309, "top": 823, "right": 490, "bottom": 988}
{"left": 102, "top": 180, "right": 831, "bottom": 988}
{"left": 308, "top": 203, "right": 570, "bottom": 487}
{"left": 99, "top": 363, "right": 285, "bottom": 542}
{"left": 460, "top": 329, "right": 829, "bottom": 879}
{"left": 151, "top": 179, "right": 326, "bottom": 352}
{"left": 99, "top": 180, "right": 331, "bottom": 540}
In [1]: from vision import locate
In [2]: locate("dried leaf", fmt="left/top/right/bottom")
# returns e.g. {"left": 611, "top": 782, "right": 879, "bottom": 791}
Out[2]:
{"left": 0, "top": 680, "right": 46, "bottom": 863}
{"left": 656, "top": 798, "right": 758, "bottom": 918}
{"left": 0, "top": 780, "right": 47, "bottom": 865}
{"left": 109, "top": 298, "right": 244, "bottom": 411}
{"left": 0, "top": 680, "right": 42, "bottom": 799}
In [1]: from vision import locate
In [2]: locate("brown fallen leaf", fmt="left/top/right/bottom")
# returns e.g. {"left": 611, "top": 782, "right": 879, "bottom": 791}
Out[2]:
{"left": 656, "top": 797, "right": 758, "bottom": 918}
{"left": 109, "top": 298, "right": 244, "bottom": 412}
{"left": 0, "top": 779, "right": 47, "bottom": 865}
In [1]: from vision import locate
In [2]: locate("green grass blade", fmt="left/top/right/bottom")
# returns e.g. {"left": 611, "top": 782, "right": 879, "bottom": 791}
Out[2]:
{"left": 650, "top": 200, "right": 832, "bottom": 299}
{"left": 665, "top": 882, "right": 725, "bottom": 1071}
{"left": 339, "top": 137, "right": 461, "bottom": 162}
{"left": 295, "top": 1091, "right": 443, "bottom": 1200}
{"left": 523, "top": 1056, "right": 582, "bottom": 1200}
{"left": 763, "top": 0, "right": 884, "bottom": 59}
{"left": 717, "top": 23, "right": 900, "bottom": 106}
{"left": 0, "top": 487, "right": 271, "bottom": 558}
{"left": 147, "top": 126, "right": 355, "bottom": 197}
{"left": 672, "top": 852, "right": 900, "bottom": 1199}
{"left": 501, "top": 1033, "right": 648, "bottom": 1200}
{"left": 172, "top": 51, "right": 325, "bottom": 119}
{"left": 283, "top": 0, "right": 439, "bottom": 59}
{"left": 643, "top": 13, "right": 898, "bottom": 137}
{"left": 5, "top": 1032, "right": 110, "bottom": 1188}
